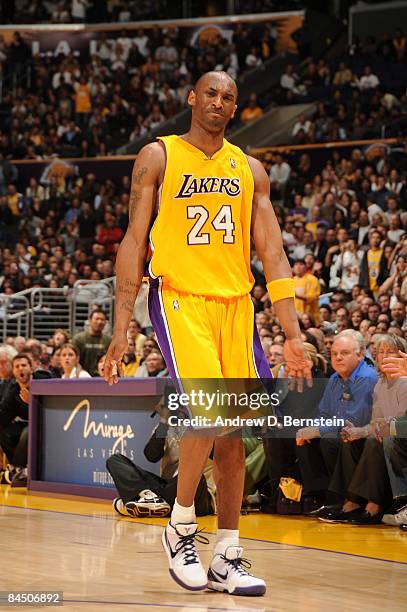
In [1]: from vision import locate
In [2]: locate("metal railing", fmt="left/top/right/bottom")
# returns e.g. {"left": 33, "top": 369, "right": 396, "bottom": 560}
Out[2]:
{"left": 72, "top": 278, "right": 115, "bottom": 336}
{"left": 30, "top": 287, "right": 73, "bottom": 342}
{"left": 0, "top": 293, "right": 30, "bottom": 342}
{"left": 0, "top": 277, "right": 116, "bottom": 342}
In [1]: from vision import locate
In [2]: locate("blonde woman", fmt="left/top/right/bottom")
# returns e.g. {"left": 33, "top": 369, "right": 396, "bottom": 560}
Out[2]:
{"left": 60, "top": 343, "right": 91, "bottom": 379}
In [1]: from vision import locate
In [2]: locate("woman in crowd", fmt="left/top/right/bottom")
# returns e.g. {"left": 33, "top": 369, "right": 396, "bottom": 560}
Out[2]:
{"left": 134, "top": 338, "right": 159, "bottom": 377}
{"left": 51, "top": 328, "right": 70, "bottom": 348}
{"left": 96, "top": 352, "right": 106, "bottom": 377}
{"left": 121, "top": 337, "right": 139, "bottom": 377}
{"left": 60, "top": 343, "right": 91, "bottom": 379}
{"left": 378, "top": 254, "right": 407, "bottom": 301}
{"left": 350, "top": 309, "right": 363, "bottom": 330}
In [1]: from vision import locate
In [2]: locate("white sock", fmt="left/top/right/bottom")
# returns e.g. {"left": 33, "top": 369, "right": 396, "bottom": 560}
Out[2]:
{"left": 214, "top": 529, "right": 239, "bottom": 557}
{"left": 170, "top": 498, "right": 196, "bottom": 526}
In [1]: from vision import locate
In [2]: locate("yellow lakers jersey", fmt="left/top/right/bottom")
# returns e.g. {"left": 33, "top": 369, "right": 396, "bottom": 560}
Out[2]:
{"left": 149, "top": 135, "right": 255, "bottom": 298}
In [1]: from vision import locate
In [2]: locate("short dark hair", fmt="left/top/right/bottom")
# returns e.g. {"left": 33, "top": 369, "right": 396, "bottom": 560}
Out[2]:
{"left": 90, "top": 308, "right": 107, "bottom": 319}
{"left": 12, "top": 353, "right": 32, "bottom": 367}
{"left": 320, "top": 303, "right": 332, "bottom": 314}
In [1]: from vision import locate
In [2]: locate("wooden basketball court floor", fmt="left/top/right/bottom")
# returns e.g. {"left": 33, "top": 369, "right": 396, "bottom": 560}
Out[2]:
{"left": 1, "top": 486, "right": 406, "bottom": 612}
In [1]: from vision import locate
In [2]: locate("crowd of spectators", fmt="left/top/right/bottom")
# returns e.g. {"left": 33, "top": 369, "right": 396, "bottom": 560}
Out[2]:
{"left": 0, "top": 20, "right": 278, "bottom": 158}
{"left": 0, "top": 1, "right": 172, "bottom": 24}
{"left": 238, "top": 30, "right": 407, "bottom": 142}
{"left": 1, "top": 15, "right": 406, "bottom": 159}
{"left": 0, "top": 1, "right": 302, "bottom": 25}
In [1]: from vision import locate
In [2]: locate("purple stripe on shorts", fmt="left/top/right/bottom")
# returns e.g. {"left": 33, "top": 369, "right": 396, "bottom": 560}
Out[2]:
{"left": 253, "top": 321, "right": 273, "bottom": 379}
{"left": 148, "top": 283, "right": 179, "bottom": 380}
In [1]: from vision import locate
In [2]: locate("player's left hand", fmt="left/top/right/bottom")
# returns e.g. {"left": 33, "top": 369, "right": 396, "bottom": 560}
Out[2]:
{"left": 104, "top": 333, "right": 127, "bottom": 385}
{"left": 283, "top": 338, "right": 312, "bottom": 392}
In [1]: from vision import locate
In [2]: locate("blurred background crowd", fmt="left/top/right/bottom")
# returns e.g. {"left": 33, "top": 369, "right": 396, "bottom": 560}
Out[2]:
{"left": 0, "top": 21, "right": 280, "bottom": 156}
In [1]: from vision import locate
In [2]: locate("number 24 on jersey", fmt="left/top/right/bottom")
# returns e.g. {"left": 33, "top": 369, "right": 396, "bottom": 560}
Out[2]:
{"left": 187, "top": 205, "right": 235, "bottom": 245}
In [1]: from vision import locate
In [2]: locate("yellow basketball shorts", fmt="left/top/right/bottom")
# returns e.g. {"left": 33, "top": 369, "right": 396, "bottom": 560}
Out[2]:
{"left": 148, "top": 280, "right": 271, "bottom": 379}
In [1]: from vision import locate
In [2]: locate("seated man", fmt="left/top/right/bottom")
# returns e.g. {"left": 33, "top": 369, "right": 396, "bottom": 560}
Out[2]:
{"left": 0, "top": 354, "right": 50, "bottom": 487}
{"left": 295, "top": 330, "right": 377, "bottom": 515}
{"left": 106, "top": 401, "right": 214, "bottom": 518}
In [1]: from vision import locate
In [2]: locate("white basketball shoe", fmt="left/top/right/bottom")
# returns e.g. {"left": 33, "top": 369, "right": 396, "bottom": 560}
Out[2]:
{"left": 162, "top": 522, "right": 209, "bottom": 591}
{"left": 382, "top": 504, "right": 407, "bottom": 526}
{"left": 207, "top": 545, "right": 266, "bottom": 596}
{"left": 112, "top": 497, "right": 129, "bottom": 516}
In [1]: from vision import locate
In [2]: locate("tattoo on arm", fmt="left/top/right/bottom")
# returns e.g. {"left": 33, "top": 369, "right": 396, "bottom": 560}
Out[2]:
{"left": 117, "top": 278, "right": 139, "bottom": 313}
{"left": 129, "top": 189, "right": 141, "bottom": 225}
{"left": 133, "top": 167, "right": 147, "bottom": 185}
{"left": 120, "top": 299, "right": 135, "bottom": 313}
{"left": 128, "top": 166, "right": 148, "bottom": 225}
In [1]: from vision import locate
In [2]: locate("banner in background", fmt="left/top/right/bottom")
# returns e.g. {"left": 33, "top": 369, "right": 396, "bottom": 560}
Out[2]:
{"left": 0, "top": 13, "right": 303, "bottom": 61}
{"left": 184, "top": 14, "right": 303, "bottom": 55}
{"left": 40, "top": 394, "right": 161, "bottom": 487}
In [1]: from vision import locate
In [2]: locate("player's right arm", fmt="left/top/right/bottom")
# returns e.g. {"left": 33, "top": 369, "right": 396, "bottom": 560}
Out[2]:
{"left": 104, "top": 143, "right": 165, "bottom": 385}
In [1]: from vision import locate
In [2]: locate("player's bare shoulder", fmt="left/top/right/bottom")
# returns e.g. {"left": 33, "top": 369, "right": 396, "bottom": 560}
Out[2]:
{"left": 245, "top": 154, "right": 270, "bottom": 193}
{"left": 131, "top": 141, "right": 166, "bottom": 186}
{"left": 127, "top": 142, "right": 166, "bottom": 227}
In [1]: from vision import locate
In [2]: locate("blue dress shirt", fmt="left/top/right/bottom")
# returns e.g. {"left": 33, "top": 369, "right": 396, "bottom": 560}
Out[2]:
{"left": 318, "top": 359, "right": 378, "bottom": 436}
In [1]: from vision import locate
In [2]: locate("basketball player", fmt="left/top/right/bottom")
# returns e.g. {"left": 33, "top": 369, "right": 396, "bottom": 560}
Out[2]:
{"left": 104, "top": 71, "right": 311, "bottom": 596}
